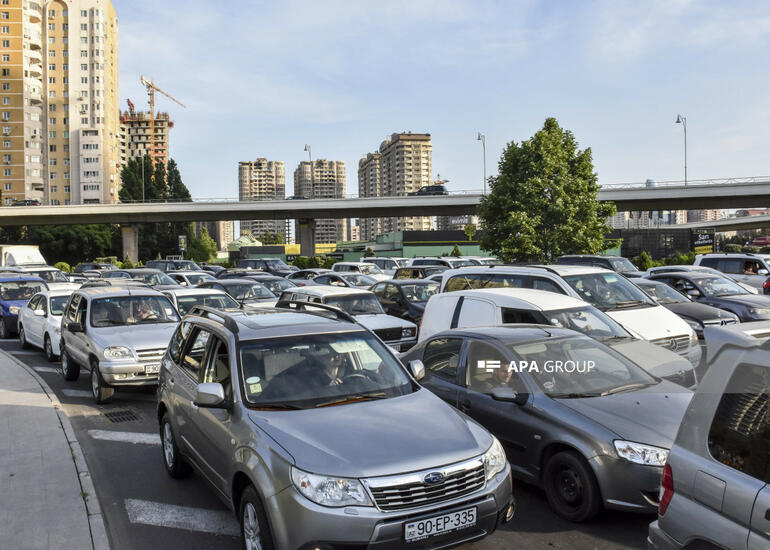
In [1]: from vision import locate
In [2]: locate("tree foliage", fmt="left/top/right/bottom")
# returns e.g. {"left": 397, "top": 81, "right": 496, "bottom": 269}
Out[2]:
{"left": 18, "top": 224, "right": 119, "bottom": 266}
{"left": 259, "top": 231, "right": 284, "bottom": 245}
{"left": 463, "top": 224, "right": 477, "bottom": 241}
{"left": 450, "top": 244, "right": 462, "bottom": 257}
{"left": 478, "top": 118, "right": 616, "bottom": 263}
{"left": 187, "top": 227, "right": 218, "bottom": 263}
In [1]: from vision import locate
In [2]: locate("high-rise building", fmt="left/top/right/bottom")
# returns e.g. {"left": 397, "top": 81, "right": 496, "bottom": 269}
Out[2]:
{"left": 358, "top": 132, "right": 433, "bottom": 239}
{"left": 195, "top": 219, "right": 234, "bottom": 251}
{"left": 0, "top": 0, "right": 120, "bottom": 206}
{"left": 119, "top": 110, "right": 172, "bottom": 167}
{"left": 293, "top": 159, "right": 346, "bottom": 244}
{"left": 687, "top": 209, "right": 725, "bottom": 223}
{"left": 238, "top": 158, "right": 286, "bottom": 241}
{"left": 437, "top": 214, "right": 478, "bottom": 232}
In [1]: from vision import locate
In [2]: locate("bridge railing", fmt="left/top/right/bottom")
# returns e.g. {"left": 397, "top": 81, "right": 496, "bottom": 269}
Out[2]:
{"left": 601, "top": 176, "right": 770, "bottom": 189}
{"left": 114, "top": 190, "right": 484, "bottom": 204}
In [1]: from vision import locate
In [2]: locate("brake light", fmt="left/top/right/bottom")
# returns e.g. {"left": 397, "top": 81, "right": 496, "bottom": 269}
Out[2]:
{"left": 659, "top": 464, "right": 674, "bottom": 516}
{"left": 764, "top": 280, "right": 770, "bottom": 291}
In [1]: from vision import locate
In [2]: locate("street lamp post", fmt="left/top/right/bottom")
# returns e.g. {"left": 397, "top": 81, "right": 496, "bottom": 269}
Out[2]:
{"left": 675, "top": 114, "right": 687, "bottom": 186}
{"left": 477, "top": 132, "right": 486, "bottom": 194}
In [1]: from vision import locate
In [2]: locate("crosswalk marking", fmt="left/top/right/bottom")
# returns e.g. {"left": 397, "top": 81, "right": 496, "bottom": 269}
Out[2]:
{"left": 33, "top": 366, "right": 59, "bottom": 374}
{"left": 124, "top": 499, "right": 240, "bottom": 537}
{"left": 61, "top": 389, "right": 92, "bottom": 398}
{"left": 88, "top": 430, "right": 160, "bottom": 445}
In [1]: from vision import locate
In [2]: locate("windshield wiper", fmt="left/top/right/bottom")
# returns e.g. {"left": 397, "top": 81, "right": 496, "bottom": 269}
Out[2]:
{"left": 551, "top": 392, "right": 601, "bottom": 399}
{"left": 605, "top": 300, "right": 646, "bottom": 311}
{"left": 601, "top": 382, "right": 652, "bottom": 396}
{"left": 315, "top": 392, "right": 388, "bottom": 408}
{"left": 249, "top": 403, "right": 304, "bottom": 410}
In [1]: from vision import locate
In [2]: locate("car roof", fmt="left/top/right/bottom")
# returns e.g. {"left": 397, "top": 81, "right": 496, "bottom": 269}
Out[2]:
{"left": 431, "top": 324, "right": 581, "bottom": 343}
{"left": 166, "top": 270, "right": 210, "bottom": 276}
{"left": 440, "top": 288, "right": 585, "bottom": 310}
{"left": 290, "top": 285, "right": 372, "bottom": 296}
{"left": 34, "top": 288, "right": 75, "bottom": 297}
{"left": 388, "top": 278, "right": 437, "bottom": 285}
{"left": 213, "top": 278, "right": 266, "bottom": 286}
{"left": 440, "top": 265, "right": 561, "bottom": 279}
{"left": 530, "top": 264, "right": 612, "bottom": 276}
{"left": 334, "top": 262, "right": 373, "bottom": 266}
{"left": 650, "top": 271, "right": 720, "bottom": 281}
{"left": 164, "top": 288, "right": 229, "bottom": 297}
{"left": 123, "top": 268, "right": 163, "bottom": 274}
{"left": 75, "top": 286, "right": 167, "bottom": 299}
{"left": 0, "top": 275, "right": 45, "bottom": 282}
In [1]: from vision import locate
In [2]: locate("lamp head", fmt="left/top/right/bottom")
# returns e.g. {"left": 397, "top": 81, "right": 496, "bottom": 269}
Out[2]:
{"left": 477, "top": 132, "right": 484, "bottom": 140}
{"left": 304, "top": 144, "right": 310, "bottom": 152}
{"left": 675, "top": 114, "right": 683, "bottom": 124}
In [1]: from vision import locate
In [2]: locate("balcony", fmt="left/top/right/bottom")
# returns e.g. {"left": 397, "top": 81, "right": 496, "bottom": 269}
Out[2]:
{"left": 26, "top": 49, "right": 42, "bottom": 64}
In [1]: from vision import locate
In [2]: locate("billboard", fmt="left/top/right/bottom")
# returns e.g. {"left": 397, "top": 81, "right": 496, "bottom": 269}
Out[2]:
{"left": 690, "top": 228, "right": 715, "bottom": 254}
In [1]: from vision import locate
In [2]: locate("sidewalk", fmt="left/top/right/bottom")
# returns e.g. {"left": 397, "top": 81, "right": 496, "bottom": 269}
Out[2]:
{"left": 0, "top": 350, "right": 108, "bottom": 550}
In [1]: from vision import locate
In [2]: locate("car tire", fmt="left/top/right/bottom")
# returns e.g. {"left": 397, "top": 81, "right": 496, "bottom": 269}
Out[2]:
{"left": 60, "top": 347, "right": 80, "bottom": 381}
{"left": 239, "top": 485, "right": 274, "bottom": 550}
{"left": 0, "top": 317, "right": 7, "bottom": 339}
{"left": 160, "top": 413, "right": 192, "bottom": 479}
{"left": 90, "top": 360, "right": 114, "bottom": 404}
{"left": 44, "top": 334, "right": 57, "bottom": 362}
{"left": 18, "top": 325, "right": 30, "bottom": 349}
{"left": 543, "top": 451, "right": 602, "bottom": 522}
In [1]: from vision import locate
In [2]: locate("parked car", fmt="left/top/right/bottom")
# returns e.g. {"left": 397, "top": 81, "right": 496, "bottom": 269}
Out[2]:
{"left": 394, "top": 266, "right": 447, "bottom": 279}
{"left": 59, "top": 286, "right": 180, "bottom": 403}
{"left": 11, "top": 198, "right": 41, "bottom": 206}
{"left": 17, "top": 289, "right": 73, "bottom": 361}
{"left": 277, "top": 286, "right": 417, "bottom": 350}
{"left": 197, "top": 278, "right": 277, "bottom": 308}
{"left": 410, "top": 257, "right": 476, "bottom": 269}
{"left": 217, "top": 271, "right": 297, "bottom": 295}
{"left": 199, "top": 263, "right": 226, "bottom": 275}
{"left": 463, "top": 257, "right": 502, "bottom": 266}
{"left": 122, "top": 268, "right": 181, "bottom": 290}
{"left": 161, "top": 287, "right": 240, "bottom": 316}
{"left": 648, "top": 271, "right": 770, "bottom": 323}
{"left": 235, "top": 257, "right": 297, "bottom": 276}
{"left": 401, "top": 325, "right": 692, "bottom": 521}
{"left": 73, "top": 262, "right": 118, "bottom": 273}
{"left": 331, "top": 261, "right": 390, "bottom": 282}
{"left": 362, "top": 256, "right": 408, "bottom": 276}
{"left": 407, "top": 184, "right": 449, "bottom": 196}
{"left": 312, "top": 272, "right": 377, "bottom": 288}
{"left": 370, "top": 279, "right": 439, "bottom": 325}
{"left": 694, "top": 252, "right": 770, "bottom": 294}
{"left": 145, "top": 259, "right": 202, "bottom": 272}
{"left": 648, "top": 322, "right": 770, "bottom": 550}
{"left": 646, "top": 264, "right": 760, "bottom": 295}
{"left": 157, "top": 304, "right": 514, "bottom": 549}
{"left": 286, "top": 268, "right": 332, "bottom": 283}
{"left": 439, "top": 266, "right": 571, "bottom": 294}
{"left": 631, "top": 278, "right": 739, "bottom": 338}
{"left": 166, "top": 270, "right": 216, "bottom": 287}
{"left": 101, "top": 270, "right": 132, "bottom": 279}
{"left": 418, "top": 288, "right": 698, "bottom": 389}
{"left": 0, "top": 275, "right": 48, "bottom": 338}
{"left": 0, "top": 265, "right": 75, "bottom": 290}
{"left": 556, "top": 255, "right": 645, "bottom": 278}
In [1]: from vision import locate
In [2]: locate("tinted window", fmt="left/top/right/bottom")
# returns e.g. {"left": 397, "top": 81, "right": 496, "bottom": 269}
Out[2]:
{"left": 699, "top": 257, "right": 720, "bottom": 268}
{"left": 466, "top": 340, "right": 527, "bottom": 394}
{"left": 719, "top": 259, "right": 745, "bottom": 274}
{"left": 708, "top": 364, "right": 769, "bottom": 483}
{"left": 175, "top": 293, "right": 239, "bottom": 315}
{"left": 168, "top": 321, "right": 192, "bottom": 363}
{"left": 423, "top": 337, "right": 463, "bottom": 381}
{"left": 180, "top": 327, "right": 211, "bottom": 379}
{"left": 501, "top": 308, "right": 541, "bottom": 324}
{"left": 445, "top": 273, "right": 566, "bottom": 295}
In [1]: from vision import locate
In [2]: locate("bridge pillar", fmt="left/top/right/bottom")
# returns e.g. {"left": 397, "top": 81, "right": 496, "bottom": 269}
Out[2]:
{"left": 298, "top": 218, "right": 316, "bottom": 257}
{"left": 121, "top": 225, "right": 138, "bottom": 264}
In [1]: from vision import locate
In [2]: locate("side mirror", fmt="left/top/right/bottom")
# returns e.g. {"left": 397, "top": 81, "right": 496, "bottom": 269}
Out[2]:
{"left": 179, "top": 281, "right": 188, "bottom": 286}
{"left": 687, "top": 289, "right": 701, "bottom": 297}
{"left": 193, "top": 382, "right": 226, "bottom": 408}
{"left": 67, "top": 321, "right": 84, "bottom": 333}
{"left": 408, "top": 359, "right": 425, "bottom": 381}
{"left": 34, "top": 309, "right": 45, "bottom": 317}
{"left": 758, "top": 269, "right": 768, "bottom": 276}
{"left": 491, "top": 387, "right": 529, "bottom": 406}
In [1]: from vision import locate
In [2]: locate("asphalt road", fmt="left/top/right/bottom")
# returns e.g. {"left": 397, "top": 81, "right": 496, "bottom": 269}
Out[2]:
{"left": 2, "top": 338, "right": 654, "bottom": 550}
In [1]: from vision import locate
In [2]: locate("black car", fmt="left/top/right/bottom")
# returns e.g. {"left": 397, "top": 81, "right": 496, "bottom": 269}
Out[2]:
{"left": 73, "top": 262, "right": 118, "bottom": 273}
{"left": 556, "top": 255, "right": 645, "bottom": 278}
{"left": 407, "top": 184, "right": 449, "bottom": 196}
{"left": 393, "top": 266, "right": 447, "bottom": 279}
{"left": 648, "top": 271, "right": 770, "bottom": 322}
{"left": 234, "top": 258, "right": 296, "bottom": 277}
{"left": 197, "top": 278, "right": 277, "bottom": 305}
{"left": 371, "top": 279, "right": 439, "bottom": 323}
{"left": 631, "top": 278, "right": 740, "bottom": 338}
{"left": 121, "top": 268, "right": 181, "bottom": 290}
{"left": 286, "top": 268, "right": 332, "bottom": 283}
{"left": 217, "top": 271, "right": 296, "bottom": 295}
{"left": 199, "top": 263, "right": 226, "bottom": 275}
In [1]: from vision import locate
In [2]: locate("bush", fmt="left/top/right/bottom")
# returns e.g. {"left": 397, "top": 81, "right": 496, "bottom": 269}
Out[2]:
{"left": 322, "top": 257, "right": 337, "bottom": 269}
{"left": 722, "top": 244, "right": 742, "bottom": 253}
{"left": 450, "top": 244, "right": 462, "bottom": 257}
{"left": 663, "top": 251, "right": 695, "bottom": 266}
{"left": 121, "top": 255, "right": 135, "bottom": 269}
{"left": 364, "top": 247, "right": 375, "bottom": 258}
{"left": 293, "top": 256, "right": 323, "bottom": 269}
{"left": 54, "top": 261, "right": 71, "bottom": 273}
{"left": 742, "top": 245, "right": 760, "bottom": 254}
{"left": 632, "top": 251, "right": 657, "bottom": 271}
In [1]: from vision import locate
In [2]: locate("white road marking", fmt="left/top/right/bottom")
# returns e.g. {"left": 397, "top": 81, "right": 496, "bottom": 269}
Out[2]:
{"left": 33, "top": 366, "right": 59, "bottom": 374}
{"left": 61, "top": 389, "right": 92, "bottom": 398}
{"left": 88, "top": 430, "right": 160, "bottom": 446}
{"left": 10, "top": 350, "right": 42, "bottom": 355}
{"left": 124, "top": 499, "right": 240, "bottom": 537}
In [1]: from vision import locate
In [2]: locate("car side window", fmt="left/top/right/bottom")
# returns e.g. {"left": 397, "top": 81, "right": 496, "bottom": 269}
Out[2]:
{"left": 314, "top": 275, "right": 329, "bottom": 284}
{"left": 707, "top": 364, "right": 769, "bottom": 483}
{"left": 531, "top": 278, "right": 566, "bottom": 294}
{"left": 423, "top": 337, "right": 463, "bottom": 382}
{"left": 200, "top": 336, "right": 232, "bottom": 401}
{"left": 27, "top": 295, "right": 40, "bottom": 310}
{"left": 75, "top": 298, "right": 87, "bottom": 326}
{"left": 371, "top": 283, "right": 386, "bottom": 297}
{"left": 466, "top": 341, "right": 527, "bottom": 394}
{"left": 168, "top": 321, "right": 192, "bottom": 364}
{"left": 37, "top": 297, "right": 47, "bottom": 314}
{"left": 65, "top": 295, "right": 80, "bottom": 322}
{"left": 385, "top": 284, "right": 400, "bottom": 301}
{"left": 699, "top": 257, "right": 719, "bottom": 269}
{"left": 457, "top": 298, "right": 496, "bottom": 328}
{"left": 720, "top": 259, "right": 744, "bottom": 275}
{"left": 180, "top": 327, "right": 212, "bottom": 380}
{"left": 501, "top": 308, "right": 541, "bottom": 324}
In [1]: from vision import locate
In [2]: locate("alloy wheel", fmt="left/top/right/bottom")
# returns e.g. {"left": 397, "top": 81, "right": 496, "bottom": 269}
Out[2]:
{"left": 242, "top": 503, "right": 262, "bottom": 550}
{"left": 162, "top": 422, "right": 174, "bottom": 468}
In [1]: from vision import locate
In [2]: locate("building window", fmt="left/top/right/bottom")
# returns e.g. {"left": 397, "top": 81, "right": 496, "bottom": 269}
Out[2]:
{"left": 2, "top": 126, "right": 9, "bottom": 135}
{"left": 62, "top": 24, "right": 68, "bottom": 31}
{"left": 48, "top": 37, "right": 55, "bottom": 44}
{"left": 62, "top": 64, "right": 67, "bottom": 70}
{"left": 48, "top": 104, "right": 56, "bottom": 112}
{"left": 48, "top": 91, "right": 55, "bottom": 98}
{"left": 49, "top": 172, "right": 56, "bottom": 179}
{"left": 1, "top": 26, "right": 9, "bottom": 34}
{"left": 63, "top": 131, "right": 69, "bottom": 138}
{"left": 63, "top": 144, "right": 69, "bottom": 152}
{"left": 80, "top": 23, "right": 87, "bottom": 31}
{"left": 2, "top": 153, "right": 9, "bottom": 162}
{"left": 49, "top": 158, "right": 56, "bottom": 166}
{"left": 49, "top": 131, "right": 56, "bottom": 138}
{"left": 48, "top": 23, "right": 55, "bottom": 31}
{"left": 48, "top": 63, "right": 55, "bottom": 71}
{"left": 63, "top": 174, "right": 69, "bottom": 181}
{"left": 48, "top": 117, "right": 55, "bottom": 125}
{"left": 3, "top": 168, "right": 10, "bottom": 176}
{"left": 4, "top": 198, "right": 11, "bottom": 205}
{"left": 3, "top": 183, "right": 10, "bottom": 191}
{"left": 62, "top": 77, "right": 67, "bottom": 84}
{"left": 51, "top": 199, "right": 59, "bottom": 205}
{"left": 48, "top": 9, "right": 56, "bottom": 17}
{"left": 80, "top": 77, "right": 87, "bottom": 84}
{"left": 0, "top": 68, "right": 7, "bottom": 76}
{"left": 2, "top": 140, "right": 8, "bottom": 148}
{"left": 80, "top": 63, "right": 86, "bottom": 70}
{"left": 64, "top": 185, "right": 70, "bottom": 192}
{"left": 50, "top": 185, "right": 57, "bottom": 193}
{"left": 1, "top": 54, "right": 7, "bottom": 62}
{"left": 63, "top": 50, "right": 68, "bottom": 57}
{"left": 1, "top": 40, "right": 7, "bottom": 47}
{"left": 1, "top": 83, "right": 7, "bottom": 90}
{"left": 80, "top": 10, "right": 87, "bottom": 17}
{"left": 49, "top": 145, "right": 56, "bottom": 152}
{"left": 0, "top": 12, "right": 7, "bottom": 19}
{"left": 80, "top": 117, "right": 87, "bottom": 124}
{"left": 1, "top": 97, "right": 7, "bottom": 105}
{"left": 48, "top": 50, "right": 55, "bottom": 57}
{"left": 48, "top": 77, "right": 55, "bottom": 84}
{"left": 80, "top": 37, "right": 87, "bottom": 44}
{"left": 63, "top": 158, "right": 69, "bottom": 165}
{"left": 1, "top": 111, "right": 9, "bottom": 121}
{"left": 80, "top": 50, "right": 87, "bottom": 57}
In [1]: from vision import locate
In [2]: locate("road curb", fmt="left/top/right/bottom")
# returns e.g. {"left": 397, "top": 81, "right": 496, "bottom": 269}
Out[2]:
{"left": 0, "top": 349, "right": 111, "bottom": 550}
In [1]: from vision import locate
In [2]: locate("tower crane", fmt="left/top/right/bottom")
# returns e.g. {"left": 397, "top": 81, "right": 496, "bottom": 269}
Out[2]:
{"left": 140, "top": 75, "right": 186, "bottom": 166}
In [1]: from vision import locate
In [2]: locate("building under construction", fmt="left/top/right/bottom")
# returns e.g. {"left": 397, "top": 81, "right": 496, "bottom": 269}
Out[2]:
{"left": 119, "top": 110, "right": 174, "bottom": 168}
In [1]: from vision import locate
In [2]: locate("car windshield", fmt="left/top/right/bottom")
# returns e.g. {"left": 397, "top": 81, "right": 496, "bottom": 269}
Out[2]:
{"left": 185, "top": 273, "right": 215, "bottom": 285}
{"left": 340, "top": 274, "right": 377, "bottom": 286}
{"left": 135, "top": 272, "right": 178, "bottom": 286}
{"left": 49, "top": 295, "right": 70, "bottom": 315}
{"left": 103, "top": 271, "right": 131, "bottom": 279}
{"left": 325, "top": 294, "right": 384, "bottom": 315}
{"left": 172, "top": 260, "right": 201, "bottom": 271}
{"left": 0, "top": 281, "right": 45, "bottom": 301}
{"left": 239, "top": 331, "right": 412, "bottom": 409}
{"left": 539, "top": 306, "right": 630, "bottom": 340}
{"left": 640, "top": 282, "right": 689, "bottom": 304}
{"left": 29, "top": 270, "right": 69, "bottom": 283}
{"left": 91, "top": 295, "right": 180, "bottom": 326}
{"left": 401, "top": 282, "right": 439, "bottom": 302}
{"left": 448, "top": 259, "right": 475, "bottom": 268}
{"left": 563, "top": 272, "right": 656, "bottom": 310}
{"left": 358, "top": 264, "right": 383, "bottom": 275}
{"left": 509, "top": 335, "right": 657, "bottom": 398}
{"left": 698, "top": 276, "right": 748, "bottom": 297}
{"left": 175, "top": 293, "right": 239, "bottom": 315}
{"left": 229, "top": 282, "right": 275, "bottom": 300}
{"left": 265, "top": 259, "right": 290, "bottom": 270}
{"left": 609, "top": 257, "right": 638, "bottom": 273}
{"left": 259, "top": 278, "right": 295, "bottom": 295}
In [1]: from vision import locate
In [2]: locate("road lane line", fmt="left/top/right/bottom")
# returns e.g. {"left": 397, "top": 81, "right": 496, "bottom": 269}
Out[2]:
{"left": 88, "top": 430, "right": 160, "bottom": 445}
{"left": 124, "top": 499, "right": 240, "bottom": 536}
{"left": 33, "top": 366, "right": 59, "bottom": 374}
{"left": 61, "top": 389, "right": 92, "bottom": 398}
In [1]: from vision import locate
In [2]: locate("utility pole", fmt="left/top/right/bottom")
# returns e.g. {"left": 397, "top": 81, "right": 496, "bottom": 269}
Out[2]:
{"left": 477, "top": 133, "right": 487, "bottom": 194}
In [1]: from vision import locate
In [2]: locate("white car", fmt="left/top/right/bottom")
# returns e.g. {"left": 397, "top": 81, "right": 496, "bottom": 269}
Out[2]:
{"left": 165, "top": 270, "right": 216, "bottom": 287}
{"left": 161, "top": 287, "right": 240, "bottom": 316}
{"left": 17, "top": 289, "right": 74, "bottom": 361}
{"left": 418, "top": 288, "right": 698, "bottom": 388}
{"left": 362, "top": 257, "right": 408, "bottom": 276}
{"left": 0, "top": 265, "right": 79, "bottom": 291}
{"left": 277, "top": 286, "right": 417, "bottom": 350}
{"left": 331, "top": 262, "right": 390, "bottom": 282}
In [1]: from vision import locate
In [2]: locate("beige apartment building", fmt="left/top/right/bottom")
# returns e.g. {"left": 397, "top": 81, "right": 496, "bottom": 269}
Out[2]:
{"left": 195, "top": 219, "right": 234, "bottom": 251}
{"left": 293, "top": 158, "right": 346, "bottom": 244}
{"left": 238, "top": 158, "right": 287, "bottom": 241}
{"left": 119, "top": 109, "right": 172, "bottom": 168}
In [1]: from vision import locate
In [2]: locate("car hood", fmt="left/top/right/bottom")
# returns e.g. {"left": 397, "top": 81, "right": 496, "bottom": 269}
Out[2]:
{"left": 243, "top": 299, "right": 278, "bottom": 309}
{"left": 606, "top": 304, "right": 692, "bottom": 340}
{"left": 556, "top": 382, "right": 692, "bottom": 448}
{"left": 4, "top": 299, "right": 29, "bottom": 309}
{"left": 707, "top": 294, "right": 770, "bottom": 308}
{"left": 248, "top": 389, "right": 491, "bottom": 478}
{"left": 47, "top": 282, "right": 81, "bottom": 291}
{"left": 89, "top": 322, "right": 177, "bottom": 351}
{"left": 662, "top": 302, "right": 736, "bottom": 321}
{"left": 355, "top": 313, "right": 416, "bottom": 330}
{"left": 609, "top": 339, "right": 694, "bottom": 378}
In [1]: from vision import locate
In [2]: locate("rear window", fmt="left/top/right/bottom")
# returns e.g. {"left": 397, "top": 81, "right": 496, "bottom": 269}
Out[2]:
{"left": 445, "top": 273, "right": 565, "bottom": 295}
{"left": 698, "top": 257, "right": 720, "bottom": 269}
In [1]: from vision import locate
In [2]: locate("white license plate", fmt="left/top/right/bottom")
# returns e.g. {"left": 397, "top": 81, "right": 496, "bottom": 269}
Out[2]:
{"left": 144, "top": 364, "right": 160, "bottom": 375}
{"left": 404, "top": 506, "right": 476, "bottom": 542}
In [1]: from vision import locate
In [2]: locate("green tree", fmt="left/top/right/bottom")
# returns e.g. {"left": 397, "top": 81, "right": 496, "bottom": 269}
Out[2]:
{"left": 632, "top": 251, "right": 656, "bottom": 270}
{"left": 463, "top": 224, "right": 477, "bottom": 241}
{"left": 259, "top": 231, "right": 284, "bottom": 245}
{"left": 364, "top": 247, "right": 375, "bottom": 257}
{"left": 450, "top": 244, "right": 462, "bottom": 257}
{"left": 23, "top": 224, "right": 117, "bottom": 266}
{"left": 723, "top": 244, "right": 742, "bottom": 253}
{"left": 477, "top": 118, "right": 616, "bottom": 263}
{"left": 187, "top": 226, "right": 218, "bottom": 263}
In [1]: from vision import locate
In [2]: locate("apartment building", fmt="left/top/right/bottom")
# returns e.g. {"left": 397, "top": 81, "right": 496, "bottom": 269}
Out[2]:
{"left": 293, "top": 158, "right": 346, "bottom": 244}
{"left": 195, "top": 219, "right": 234, "bottom": 251}
{"left": 238, "top": 158, "right": 286, "bottom": 241}
{"left": 437, "top": 214, "right": 478, "bottom": 231}
{"left": 119, "top": 110, "right": 172, "bottom": 167}
{"left": 357, "top": 152, "right": 380, "bottom": 241}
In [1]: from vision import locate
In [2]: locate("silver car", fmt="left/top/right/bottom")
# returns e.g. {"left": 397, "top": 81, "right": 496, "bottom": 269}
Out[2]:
{"left": 59, "top": 286, "right": 180, "bottom": 403}
{"left": 648, "top": 322, "right": 770, "bottom": 550}
{"left": 157, "top": 303, "right": 514, "bottom": 549}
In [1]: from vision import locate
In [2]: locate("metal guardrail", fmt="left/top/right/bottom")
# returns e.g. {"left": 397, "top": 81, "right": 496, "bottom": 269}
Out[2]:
{"left": 115, "top": 190, "right": 484, "bottom": 204}
{"left": 601, "top": 176, "right": 770, "bottom": 189}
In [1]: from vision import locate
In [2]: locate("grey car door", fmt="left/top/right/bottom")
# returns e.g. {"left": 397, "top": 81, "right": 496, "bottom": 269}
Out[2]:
{"left": 420, "top": 337, "right": 464, "bottom": 406}
{"left": 174, "top": 326, "right": 212, "bottom": 459}
{"left": 749, "top": 486, "right": 770, "bottom": 550}
{"left": 68, "top": 296, "right": 89, "bottom": 365}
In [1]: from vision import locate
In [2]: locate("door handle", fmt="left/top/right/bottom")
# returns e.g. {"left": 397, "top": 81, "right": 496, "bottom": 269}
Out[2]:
{"left": 459, "top": 399, "right": 471, "bottom": 413}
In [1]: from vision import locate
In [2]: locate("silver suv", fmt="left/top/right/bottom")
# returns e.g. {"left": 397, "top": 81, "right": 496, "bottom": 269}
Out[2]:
{"left": 648, "top": 322, "right": 770, "bottom": 549}
{"left": 157, "top": 303, "right": 514, "bottom": 549}
{"left": 694, "top": 252, "right": 770, "bottom": 294}
{"left": 59, "top": 286, "right": 180, "bottom": 403}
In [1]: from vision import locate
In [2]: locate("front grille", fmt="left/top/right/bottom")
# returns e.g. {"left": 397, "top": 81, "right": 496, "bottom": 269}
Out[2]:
{"left": 703, "top": 319, "right": 737, "bottom": 327}
{"left": 136, "top": 347, "right": 166, "bottom": 363}
{"left": 365, "top": 458, "right": 485, "bottom": 512}
{"left": 374, "top": 327, "right": 402, "bottom": 342}
{"left": 651, "top": 334, "right": 691, "bottom": 354}
{"left": 664, "top": 368, "right": 696, "bottom": 388}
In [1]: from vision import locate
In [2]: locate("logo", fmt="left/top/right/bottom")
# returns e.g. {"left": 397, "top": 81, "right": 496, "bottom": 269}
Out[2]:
{"left": 423, "top": 472, "right": 445, "bottom": 485}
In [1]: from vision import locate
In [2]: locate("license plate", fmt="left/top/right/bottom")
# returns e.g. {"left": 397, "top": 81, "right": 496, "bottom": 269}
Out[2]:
{"left": 404, "top": 507, "right": 476, "bottom": 542}
{"left": 144, "top": 364, "right": 160, "bottom": 375}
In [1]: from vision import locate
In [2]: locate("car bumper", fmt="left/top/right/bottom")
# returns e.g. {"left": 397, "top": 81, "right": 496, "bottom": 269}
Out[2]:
{"left": 98, "top": 360, "right": 160, "bottom": 386}
{"left": 684, "top": 344, "right": 701, "bottom": 368}
{"left": 647, "top": 520, "right": 683, "bottom": 550}
{"left": 266, "top": 466, "right": 513, "bottom": 550}
{"left": 588, "top": 455, "right": 663, "bottom": 513}
{"left": 49, "top": 331, "right": 61, "bottom": 355}
{"left": 3, "top": 313, "right": 18, "bottom": 334}
{"left": 387, "top": 338, "right": 417, "bottom": 352}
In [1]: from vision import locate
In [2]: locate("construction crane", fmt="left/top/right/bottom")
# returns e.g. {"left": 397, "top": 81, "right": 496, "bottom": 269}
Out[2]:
{"left": 140, "top": 75, "right": 186, "bottom": 166}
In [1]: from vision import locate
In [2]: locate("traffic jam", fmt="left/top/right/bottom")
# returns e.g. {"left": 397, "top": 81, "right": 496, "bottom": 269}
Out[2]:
{"left": 2, "top": 246, "right": 768, "bottom": 550}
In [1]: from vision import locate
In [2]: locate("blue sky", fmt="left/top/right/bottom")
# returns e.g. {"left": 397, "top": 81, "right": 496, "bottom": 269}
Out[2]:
{"left": 116, "top": 0, "right": 770, "bottom": 198}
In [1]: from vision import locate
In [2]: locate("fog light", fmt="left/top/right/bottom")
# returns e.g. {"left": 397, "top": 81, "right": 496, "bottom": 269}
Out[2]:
{"left": 505, "top": 501, "right": 516, "bottom": 522}
{"left": 114, "top": 374, "right": 127, "bottom": 380}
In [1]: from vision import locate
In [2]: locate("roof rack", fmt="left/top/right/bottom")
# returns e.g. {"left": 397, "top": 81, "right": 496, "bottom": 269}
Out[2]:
{"left": 80, "top": 279, "right": 152, "bottom": 289}
{"left": 275, "top": 299, "right": 358, "bottom": 325}
{"left": 187, "top": 305, "right": 241, "bottom": 333}
{"left": 701, "top": 252, "right": 756, "bottom": 257}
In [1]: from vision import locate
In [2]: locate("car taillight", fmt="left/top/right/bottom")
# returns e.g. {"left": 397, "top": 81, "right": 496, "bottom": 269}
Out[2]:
{"left": 659, "top": 464, "right": 674, "bottom": 516}
{"left": 764, "top": 280, "right": 770, "bottom": 292}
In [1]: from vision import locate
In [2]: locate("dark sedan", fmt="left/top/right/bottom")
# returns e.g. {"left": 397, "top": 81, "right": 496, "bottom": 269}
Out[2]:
{"left": 648, "top": 271, "right": 770, "bottom": 322}
{"left": 407, "top": 184, "right": 449, "bottom": 196}
{"left": 401, "top": 326, "right": 692, "bottom": 522}
{"left": 370, "top": 279, "right": 439, "bottom": 323}
{"left": 217, "top": 271, "right": 296, "bottom": 295}
{"left": 197, "top": 278, "right": 277, "bottom": 306}
{"left": 632, "top": 278, "right": 740, "bottom": 338}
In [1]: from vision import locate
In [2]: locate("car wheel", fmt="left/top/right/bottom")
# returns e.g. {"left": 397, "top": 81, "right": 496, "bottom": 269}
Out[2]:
{"left": 90, "top": 360, "right": 114, "bottom": 404}
{"left": 18, "top": 325, "right": 30, "bottom": 349}
{"left": 160, "top": 413, "right": 192, "bottom": 479}
{"left": 239, "top": 485, "right": 274, "bottom": 550}
{"left": 543, "top": 451, "right": 602, "bottom": 522}
{"left": 0, "top": 317, "right": 7, "bottom": 339}
{"left": 60, "top": 348, "right": 80, "bottom": 381}
{"left": 44, "top": 334, "right": 57, "bottom": 362}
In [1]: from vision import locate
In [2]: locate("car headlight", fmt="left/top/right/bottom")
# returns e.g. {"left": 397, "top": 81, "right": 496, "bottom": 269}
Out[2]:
{"left": 684, "top": 319, "right": 701, "bottom": 332}
{"left": 291, "top": 467, "right": 373, "bottom": 507}
{"left": 8, "top": 306, "right": 20, "bottom": 315}
{"left": 103, "top": 346, "right": 133, "bottom": 360}
{"left": 483, "top": 437, "right": 507, "bottom": 481}
{"left": 614, "top": 440, "right": 668, "bottom": 466}
{"left": 749, "top": 307, "right": 770, "bottom": 317}
{"left": 689, "top": 329, "right": 698, "bottom": 346}
{"left": 402, "top": 327, "right": 416, "bottom": 338}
